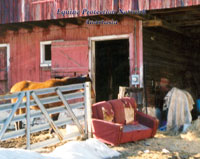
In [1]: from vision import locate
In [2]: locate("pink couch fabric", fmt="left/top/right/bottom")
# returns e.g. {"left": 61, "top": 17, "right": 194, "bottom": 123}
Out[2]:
{"left": 92, "top": 97, "right": 159, "bottom": 146}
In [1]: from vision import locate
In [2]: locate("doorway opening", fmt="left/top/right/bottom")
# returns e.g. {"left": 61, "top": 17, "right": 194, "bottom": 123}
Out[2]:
{"left": 95, "top": 39, "right": 129, "bottom": 102}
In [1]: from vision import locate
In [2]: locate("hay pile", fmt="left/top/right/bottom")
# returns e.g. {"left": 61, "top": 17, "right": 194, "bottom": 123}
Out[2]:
{"left": 180, "top": 118, "right": 200, "bottom": 141}
{"left": 188, "top": 118, "right": 200, "bottom": 133}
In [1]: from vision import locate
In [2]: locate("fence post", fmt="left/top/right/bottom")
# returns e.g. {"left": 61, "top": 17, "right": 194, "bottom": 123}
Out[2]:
{"left": 84, "top": 82, "right": 92, "bottom": 138}
{"left": 26, "top": 91, "right": 31, "bottom": 150}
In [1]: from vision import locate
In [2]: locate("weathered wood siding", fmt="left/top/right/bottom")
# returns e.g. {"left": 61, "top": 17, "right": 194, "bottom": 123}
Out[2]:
{"left": 0, "top": 17, "right": 142, "bottom": 90}
{"left": 0, "top": 0, "right": 200, "bottom": 24}
{"left": 143, "top": 28, "right": 200, "bottom": 105}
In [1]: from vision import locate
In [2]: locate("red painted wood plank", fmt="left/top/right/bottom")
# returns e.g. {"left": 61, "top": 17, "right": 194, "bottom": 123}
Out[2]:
{"left": 41, "top": 3, "right": 44, "bottom": 20}
{"left": 46, "top": 0, "right": 50, "bottom": 19}
{"left": 163, "top": 0, "right": 171, "bottom": 8}
{"left": 129, "top": 32, "right": 134, "bottom": 75}
{"left": 193, "top": 0, "right": 200, "bottom": 5}
{"left": 170, "top": 0, "right": 175, "bottom": 8}
{"left": 51, "top": 41, "right": 89, "bottom": 75}
{"left": 0, "top": 17, "right": 156, "bottom": 90}
{"left": 0, "top": 2, "right": 2, "bottom": 23}
{"left": 122, "top": 0, "right": 130, "bottom": 11}
{"left": 1, "top": 1, "right": 5, "bottom": 23}
{"left": 136, "top": 20, "right": 140, "bottom": 74}
{"left": 187, "top": 0, "right": 193, "bottom": 6}
{"left": 5, "top": 0, "right": 10, "bottom": 23}
{"left": 149, "top": 0, "right": 157, "bottom": 10}
{"left": 138, "top": 20, "right": 143, "bottom": 87}
{"left": 9, "top": 0, "right": 14, "bottom": 23}
{"left": 138, "top": 0, "right": 149, "bottom": 10}
{"left": 175, "top": 0, "right": 182, "bottom": 7}
{"left": 158, "top": 0, "right": 163, "bottom": 9}
{"left": 1, "top": 0, "right": 200, "bottom": 24}
{"left": 26, "top": 1, "right": 31, "bottom": 22}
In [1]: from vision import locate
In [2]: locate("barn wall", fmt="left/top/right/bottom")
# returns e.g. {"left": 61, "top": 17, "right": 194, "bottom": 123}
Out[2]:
{"left": 0, "top": 0, "right": 200, "bottom": 24}
{"left": 0, "top": 17, "right": 142, "bottom": 90}
{"left": 143, "top": 28, "right": 200, "bottom": 107}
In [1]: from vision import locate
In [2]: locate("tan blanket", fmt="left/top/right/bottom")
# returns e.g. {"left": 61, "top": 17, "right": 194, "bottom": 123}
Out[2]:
{"left": 164, "top": 87, "right": 194, "bottom": 132}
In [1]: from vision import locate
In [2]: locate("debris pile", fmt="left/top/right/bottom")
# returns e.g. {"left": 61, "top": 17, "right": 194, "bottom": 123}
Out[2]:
{"left": 186, "top": 117, "right": 200, "bottom": 137}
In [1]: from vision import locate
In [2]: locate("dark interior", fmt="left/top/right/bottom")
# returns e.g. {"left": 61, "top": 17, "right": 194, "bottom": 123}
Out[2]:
{"left": 144, "top": 6, "right": 200, "bottom": 120}
{"left": 95, "top": 39, "right": 129, "bottom": 102}
{"left": 45, "top": 44, "right": 52, "bottom": 61}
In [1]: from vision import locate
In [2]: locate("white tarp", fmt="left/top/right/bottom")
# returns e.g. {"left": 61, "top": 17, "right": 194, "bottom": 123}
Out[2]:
{"left": 47, "top": 138, "right": 120, "bottom": 159}
{"left": 164, "top": 87, "right": 194, "bottom": 132}
{"left": 0, "top": 138, "right": 120, "bottom": 159}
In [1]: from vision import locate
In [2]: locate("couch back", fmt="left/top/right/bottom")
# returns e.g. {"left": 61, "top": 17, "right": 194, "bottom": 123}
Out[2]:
{"left": 92, "top": 97, "right": 137, "bottom": 124}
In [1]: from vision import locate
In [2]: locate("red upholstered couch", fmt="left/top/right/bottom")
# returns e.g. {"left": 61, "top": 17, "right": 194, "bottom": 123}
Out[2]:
{"left": 92, "top": 97, "right": 159, "bottom": 146}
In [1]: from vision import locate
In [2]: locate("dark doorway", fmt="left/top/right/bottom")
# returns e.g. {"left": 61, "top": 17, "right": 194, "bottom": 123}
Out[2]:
{"left": 95, "top": 39, "right": 130, "bottom": 102}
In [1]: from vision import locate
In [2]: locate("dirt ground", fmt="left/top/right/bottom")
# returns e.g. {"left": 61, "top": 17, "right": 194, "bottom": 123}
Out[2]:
{"left": 112, "top": 118, "right": 200, "bottom": 159}
{"left": 0, "top": 119, "right": 200, "bottom": 159}
{"left": 111, "top": 131, "right": 200, "bottom": 159}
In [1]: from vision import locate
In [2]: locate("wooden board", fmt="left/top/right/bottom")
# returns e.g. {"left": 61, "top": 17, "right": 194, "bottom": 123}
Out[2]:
{"left": 51, "top": 41, "right": 89, "bottom": 77}
{"left": 0, "top": 0, "right": 200, "bottom": 24}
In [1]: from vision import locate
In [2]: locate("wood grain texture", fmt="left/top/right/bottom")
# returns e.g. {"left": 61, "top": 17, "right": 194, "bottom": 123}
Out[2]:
{"left": 0, "top": 17, "right": 142, "bottom": 92}
{"left": 0, "top": 0, "right": 200, "bottom": 24}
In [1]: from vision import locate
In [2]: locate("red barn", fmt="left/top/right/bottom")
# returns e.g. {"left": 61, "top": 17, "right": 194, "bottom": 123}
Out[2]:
{"left": 0, "top": 0, "right": 200, "bottom": 106}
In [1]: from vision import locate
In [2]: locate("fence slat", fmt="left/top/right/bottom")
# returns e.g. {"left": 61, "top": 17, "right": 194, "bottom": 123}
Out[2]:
{"left": 0, "top": 92, "right": 25, "bottom": 140}
{"left": 30, "top": 131, "right": 81, "bottom": 150}
{"left": 0, "top": 102, "right": 84, "bottom": 125}
{"left": 1, "top": 129, "right": 25, "bottom": 141}
{"left": 26, "top": 91, "right": 31, "bottom": 150}
{"left": 30, "top": 115, "right": 84, "bottom": 134}
{"left": 56, "top": 88, "right": 84, "bottom": 135}
{"left": 0, "top": 93, "right": 19, "bottom": 100}
{"left": 0, "top": 91, "right": 84, "bottom": 111}
{"left": 34, "top": 83, "right": 84, "bottom": 96}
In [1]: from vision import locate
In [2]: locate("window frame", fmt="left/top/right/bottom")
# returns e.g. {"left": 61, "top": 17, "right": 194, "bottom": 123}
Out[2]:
{"left": 40, "top": 41, "right": 52, "bottom": 67}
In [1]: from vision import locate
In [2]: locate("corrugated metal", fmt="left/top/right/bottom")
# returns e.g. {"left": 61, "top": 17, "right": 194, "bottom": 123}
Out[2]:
{"left": 0, "top": 0, "right": 199, "bottom": 24}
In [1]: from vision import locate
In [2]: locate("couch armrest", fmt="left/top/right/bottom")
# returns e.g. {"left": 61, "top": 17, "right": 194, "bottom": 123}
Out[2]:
{"left": 136, "top": 111, "right": 159, "bottom": 137}
{"left": 92, "top": 118, "right": 123, "bottom": 146}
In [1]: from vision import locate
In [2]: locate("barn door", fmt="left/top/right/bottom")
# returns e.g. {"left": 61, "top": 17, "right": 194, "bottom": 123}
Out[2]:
{"left": 0, "top": 47, "right": 8, "bottom": 94}
{"left": 51, "top": 41, "right": 89, "bottom": 77}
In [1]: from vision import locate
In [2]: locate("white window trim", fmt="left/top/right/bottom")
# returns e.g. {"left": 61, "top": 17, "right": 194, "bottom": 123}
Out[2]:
{"left": 0, "top": 44, "right": 10, "bottom": 68}
{"left": 40, "top": 41, "right": 52, "bottom": 67}
{"left": 0, "top": 43, "right": 10, "bottom": 88}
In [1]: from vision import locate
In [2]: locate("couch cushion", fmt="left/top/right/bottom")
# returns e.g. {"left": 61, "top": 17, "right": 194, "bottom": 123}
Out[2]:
{"left": 123, "top": 124, "right": 150, "bottom": 132}
{"left": 102, "top": 107, "right": 114, "bottom": 122}
{"left": 120, "top": 98, "right": 135, "bottom": 124}
{"left": 122, "top": 97, "right": 137, "bottom": 109}
{"left": 92, "top": 101, "right": 114, "bottom": 122}
{"left": 109, "top": 99, "right": 126, "bottom": 124}
{"left": 120, "top": 124, "right": 152, "bottom": 143}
